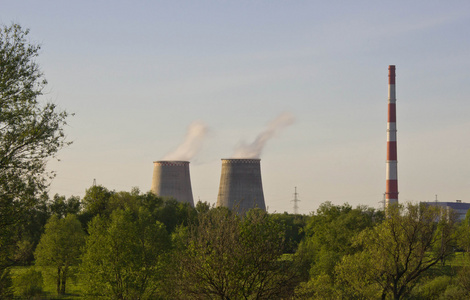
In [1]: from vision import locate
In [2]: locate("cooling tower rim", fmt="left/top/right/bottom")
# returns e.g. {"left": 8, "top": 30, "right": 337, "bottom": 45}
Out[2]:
{"left": 221, "top": 158, "right": 261, "bottom": 164}
{"left": 153, "top": 160, "right": 190, "bottom": 166}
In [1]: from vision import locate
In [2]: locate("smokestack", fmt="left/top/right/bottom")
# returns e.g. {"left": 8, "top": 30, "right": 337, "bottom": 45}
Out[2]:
{"left": 216, "top": 158, "right": 266, "bottom": 214}
{"left": 386, "top": 65, "right": 398, "bottom": 207}
{"left": 151, "top": 161, "right": 194, "bottom": 206}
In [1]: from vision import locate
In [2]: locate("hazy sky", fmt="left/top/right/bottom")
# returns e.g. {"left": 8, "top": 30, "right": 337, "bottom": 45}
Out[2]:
{"left": 2, "top": 1, "right": 470, "bottom": 214}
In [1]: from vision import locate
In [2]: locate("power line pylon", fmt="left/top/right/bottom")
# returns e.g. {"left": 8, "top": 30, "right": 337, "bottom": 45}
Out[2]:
{"left": 292, "top": 187, "right": 300, "bottom": 215}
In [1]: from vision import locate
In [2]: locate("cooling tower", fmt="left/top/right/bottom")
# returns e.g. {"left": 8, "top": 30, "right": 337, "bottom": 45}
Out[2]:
{"left": 386, "top": 65, "right": 399, "bottom": 207}
{"left": 151, "top": 161, "right": 194, "bottom": 206}
{"left": 216, "top": 158, "right": 266, "bottom": 214}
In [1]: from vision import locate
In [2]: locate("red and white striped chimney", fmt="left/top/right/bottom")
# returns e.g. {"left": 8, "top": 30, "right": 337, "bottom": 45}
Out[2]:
{"left": 386, "top": 65, "right": 398, "bottom": 207}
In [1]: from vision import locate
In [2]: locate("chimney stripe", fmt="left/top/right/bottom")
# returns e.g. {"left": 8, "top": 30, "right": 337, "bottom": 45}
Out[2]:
{"left": 386, "top": 65, "right": 398, "bottom": 206}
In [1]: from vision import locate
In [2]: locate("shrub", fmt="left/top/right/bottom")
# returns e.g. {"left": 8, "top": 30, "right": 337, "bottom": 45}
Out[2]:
{"left": 0, "top": 268, "right": 13, "bottom": 298}
{"left": 13, "top": 269, "right": 43, "bottom": 299}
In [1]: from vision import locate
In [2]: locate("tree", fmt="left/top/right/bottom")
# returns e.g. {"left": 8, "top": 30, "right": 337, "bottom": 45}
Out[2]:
{"left": 81, "top": 184, "right": 114, "bottom": 217}
{"left": 270, "top": 212, "right": 308, "bottom": 253}
{"left": 80, "top": 208, "right": 171, "bottom": 299}
{"left": 171, "top": 207, "right": 299, "bottom": 299}
{"left": 335, "top": 203, "right": 458, "bottom": 300}
{"left": 49, "top": 194, "right": 81, "bottom": 218}
{"left": 1, "top": 23, "right": 70, "bottom": 277}
{"left": 296, "top": 202, "right": 382, "bottom": 279}
{"left": 12, "top": 192, "right": 50, "bottom": 265}
{"left": 34, "top": 214, "right": 85, "bottom": 295}
{"left": 0, "top": 23, "right": 70, "bottom": 210}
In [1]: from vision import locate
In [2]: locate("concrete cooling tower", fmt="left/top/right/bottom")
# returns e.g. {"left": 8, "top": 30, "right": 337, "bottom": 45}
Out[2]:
{"left": 216, "top": 158, "right": 266, "bottom": 214}
{"left": 151, "top": 161, "right": 194, "bottom": 206}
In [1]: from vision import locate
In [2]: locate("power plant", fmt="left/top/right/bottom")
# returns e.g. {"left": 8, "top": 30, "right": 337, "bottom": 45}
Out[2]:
{"left": 386, "top": 65, "right": 399, "bottom": 207}
{"left": 216, "top": 158, "right": 266, "bottom": 214}
{"left": 151, "top": 161, "right": 194, "bottom": 207}
{"left": 148, "top": 66, "right": 405, "bottom": 213}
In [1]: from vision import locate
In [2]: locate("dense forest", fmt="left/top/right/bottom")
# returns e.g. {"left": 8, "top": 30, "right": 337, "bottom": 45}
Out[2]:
{"left": 3, "top": 187, "right": 470, "bottom": 299}
{"left": 2, "top": 23, "right": 470, "bottom": 299}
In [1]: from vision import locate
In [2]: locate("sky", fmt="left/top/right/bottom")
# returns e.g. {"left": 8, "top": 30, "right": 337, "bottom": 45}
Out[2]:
{"left": 2, "top": 1, "right": 470, "bottom": 214}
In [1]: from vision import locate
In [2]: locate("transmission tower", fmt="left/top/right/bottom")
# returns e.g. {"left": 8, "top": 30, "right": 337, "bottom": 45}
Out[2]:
{"left": 291, "top": 187, "right": 300, "bottom": 215}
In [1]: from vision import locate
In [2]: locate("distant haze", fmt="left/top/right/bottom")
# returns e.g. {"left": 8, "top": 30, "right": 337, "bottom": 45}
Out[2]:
{"left": 163, "top": 121, "right": 208, "bottom": 161}
{"left": 233, "top": 112, "right": 295, "bottom": 159}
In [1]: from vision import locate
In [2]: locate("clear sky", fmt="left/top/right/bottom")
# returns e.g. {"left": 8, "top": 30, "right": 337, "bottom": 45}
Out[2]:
{"left": 2, "top": 1, "right": 470, "bottom": 214}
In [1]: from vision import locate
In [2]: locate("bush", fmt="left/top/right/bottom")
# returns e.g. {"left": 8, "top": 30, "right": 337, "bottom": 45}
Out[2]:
{"left": 440, "top": 284, "right": 468, "bottom": 300}
{"left": 13, "top": 268, "right": 43, "bottom": 299}
{"left": 0, "top": 268, "right": 13, "bottom": 298}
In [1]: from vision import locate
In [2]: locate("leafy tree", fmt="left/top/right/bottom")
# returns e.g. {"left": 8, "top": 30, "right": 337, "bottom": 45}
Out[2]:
{"left": 270, "top": 212, "right": 308, "bottom": 253}
{"left": 0, "top": 268, "right": 13, "bottom": 299}
{"left": 1, "top": 23, "right": 70, "bottom": 292}
{"left": 154, "top": 198, "right": 197, "bottom": 233}
{"left": 34, "top": 214, "right": 85, "bottom": 295}
{"left": 195, "top": 200, "right": 211, "bottom": 214}
{"left": 12, "top": 192, "right": 50, "bottom": 265}
{"left": 81, "top": 185, "right": 113, "bottom": 217}
{"left": 457, "top": 209, "right": 470, "bottom": 253}
{"left": 13, "top": 268, "right": 43, "bottom": 299}
{"left": 335, "top": 203, "right": 458, "bottom": 300}
{"left": 0, "top": 23, "right": 69, "bottom": 199}
{"left": 296, "top": 202, "right": 382, "bottom": 279}
{"left": 49, "top": 194, "right": 81, "bottom": 218}
{"left": 80, "top": 208, "right": 171, "bottom": 299}
{"left": 171, "top": 207, "right": 299, "bottom": 299}
{"left": 455, "top": 255, "right": 470, "bottom": 297}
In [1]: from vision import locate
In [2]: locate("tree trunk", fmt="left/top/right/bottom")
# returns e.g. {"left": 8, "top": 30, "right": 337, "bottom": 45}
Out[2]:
{"left": 57, "top": 267, "right": 63, "bottom": 295}
{"left": 61, "top": 268, "right": 67, "bottom": 295}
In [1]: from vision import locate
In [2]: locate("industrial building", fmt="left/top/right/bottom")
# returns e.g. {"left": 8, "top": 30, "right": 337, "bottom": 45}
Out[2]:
{"left": 216, "top": 158, "right": 266, "bottom": 215}
{"left": 422, "top": 200, "right": 470, "bottom": 221}
{"left": 151, "top": 160, "right": 194, "bottom": 207}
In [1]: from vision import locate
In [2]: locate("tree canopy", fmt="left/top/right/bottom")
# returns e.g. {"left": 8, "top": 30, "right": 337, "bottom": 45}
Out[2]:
{"left": 335, "top": 203, "right": 458, "bottom": 300}
{"left": 34, "top": 214, "right": 85, "bottom": 295}
{"left": 171, "top": 207, "right": 300, "bottom": 299}
{"left": 0, "top": 23, "right": 70, "bottom": 293}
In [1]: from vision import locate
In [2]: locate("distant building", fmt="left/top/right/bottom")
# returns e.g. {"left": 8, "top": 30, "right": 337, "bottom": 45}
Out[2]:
{"left": 422, "top": 200, "right": 470, "bottom": 222}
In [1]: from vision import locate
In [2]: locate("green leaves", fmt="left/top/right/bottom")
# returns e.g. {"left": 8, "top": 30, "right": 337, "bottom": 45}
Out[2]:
{"left": 34, "top": 214, "right": 85, "bottom": 295}
{"left": 173, "top": 208, "right": 299, "bottom": 299}
{"left": 0, "top": 23, "right": 70, "bottom": 201}
{"left": 1, "top": 24, "right": 71, "bottom": 274}
{"left": 80, "top": 208, "right": 171, "bottom": 299}
{"left": 335, "top": 203, "right": 458, "bottom": 300}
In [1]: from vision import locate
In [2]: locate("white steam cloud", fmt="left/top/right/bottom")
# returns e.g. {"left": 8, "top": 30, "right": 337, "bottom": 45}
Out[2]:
{"left": 233, "top": 112, "right": 295, "bottom": 159}
{"left": 163, "top": 121, "right": 208, "bottom": 161}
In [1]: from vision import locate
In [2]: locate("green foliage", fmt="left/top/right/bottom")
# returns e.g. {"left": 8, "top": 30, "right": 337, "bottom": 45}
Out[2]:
{"left": 456, "top": 210, "right": 470, "bottom": 253}
{"left": 0, "top": 23, "right": 70, "bottom": 199}
{"left": 456, "top": 255, "right": 470, "bottom": 296}
{"left": 195, "top": 200, "right": 211, "bottom": 214}
{"left": 411, "top": 275, "right": 452, "bottom": 299}
{"left": 153, "top": 198, "right": 197, "bottom": 233}
{"left": 296, "top": 202, "right": 381, "bottom": 279}
{"left": 295, "top": 273, "right": 341, "bottom": 300}
{"left": 81, "top": 185, "right": 114, "bottom": 217}
{"left": 80, "top": 207, "right": 171, "bottom": 299}
{"left": 270, "top": 212, "right": 308, "bottom": 253}
{"left": 335, "top": 203, "right": 459, "bottom": 300}
{"left": 34, "top": 214, "right": 85, "bottom": 295}
{"left": 13, "top": 268, "right": 43, "bottom": 299}
{"left": 0, "top": 23, "right": 70, "bottom": 275}
{"left": 172, "top": 207, "right": 299, "bottom": 299}
{"left": 0, "top": 268, "right": 13, "bottom": 298}
{"left": 49, "top": 194, "right": 81, "bottom": 218}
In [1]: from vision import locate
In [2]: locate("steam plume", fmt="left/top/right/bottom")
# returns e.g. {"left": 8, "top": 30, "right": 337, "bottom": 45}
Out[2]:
{"left": 163, "top": 121, "right": 208, "bottom": 161}
{"left": 233, "top": 112, "right": 295, "bottom": 158}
